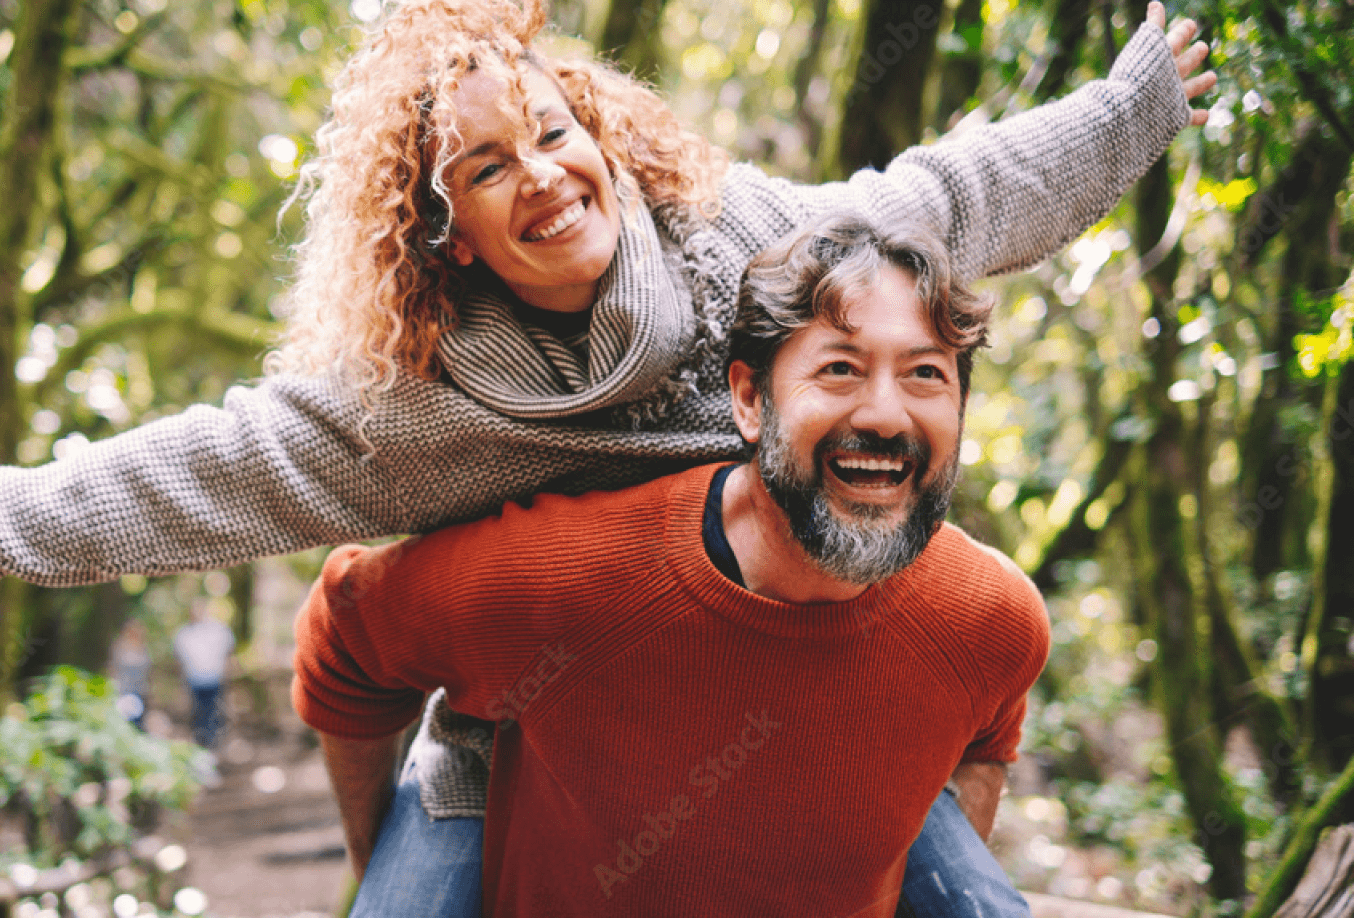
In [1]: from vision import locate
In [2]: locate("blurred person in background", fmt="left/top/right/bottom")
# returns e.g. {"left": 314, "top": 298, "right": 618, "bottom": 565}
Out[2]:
{"left": 173, "top": 601, "right": 236, "bottom": 758}
{"left": 109, "top": 618, "right": 152, "bottom": 730}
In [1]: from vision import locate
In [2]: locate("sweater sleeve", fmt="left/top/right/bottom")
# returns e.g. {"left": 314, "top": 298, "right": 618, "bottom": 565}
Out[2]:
{"left": 0, "top": 363, "right": 741, "bottom": 587}
{"left": 721, "top": 20, "right": 1189, "bottom": 281}
{"left": 291, "top": 503, "right": 593, "bottom": 740}
{"left": 291, "top": 542, "right": 434, "bottom": 740}
{"left": 960, "top": 559, "right": 1051, "bottom": 765}
{"left": 0, "top": 373, "right": 416, "bottom": 587}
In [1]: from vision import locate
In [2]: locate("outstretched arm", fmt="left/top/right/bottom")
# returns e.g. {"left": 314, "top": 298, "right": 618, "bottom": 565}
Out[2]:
{"left": 0, "top": 364, "right": 743, "bottom": 586}
{"left": 0, "top": 373, "right": 411, "bottom": 586}
{"left": 745, "top": 4, "right": 1216, "bottom": 282}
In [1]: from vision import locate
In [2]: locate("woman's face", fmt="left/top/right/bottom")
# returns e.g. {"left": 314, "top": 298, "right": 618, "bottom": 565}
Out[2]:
{"left": 443, "top": 66, "right": 622, "bottom": 314}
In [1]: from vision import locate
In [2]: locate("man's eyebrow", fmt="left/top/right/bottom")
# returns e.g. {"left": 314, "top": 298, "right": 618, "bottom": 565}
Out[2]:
{"left": 819, "top": 341, "right": 951, "bottom": 359}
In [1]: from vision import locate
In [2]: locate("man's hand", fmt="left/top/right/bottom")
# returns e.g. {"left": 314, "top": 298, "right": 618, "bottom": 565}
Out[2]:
{"left": 320, "top": 732, "right": 402, "bottom": 881}
{"left": 1148, "top": 0, "right": 1217, "bottom": 126}
{"left": 948, "top": 762, "right": 1008, "bottom": 842}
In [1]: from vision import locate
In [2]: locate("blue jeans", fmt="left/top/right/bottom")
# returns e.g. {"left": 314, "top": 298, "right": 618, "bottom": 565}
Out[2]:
{"left": 352, "top": 776, "right": 1030, "bottom": 918}
{"left": 189, "top": 683, "right": 225, "bottom": 749}
{"left": 899, "top": 790, "right": 1033, "bottom": 918}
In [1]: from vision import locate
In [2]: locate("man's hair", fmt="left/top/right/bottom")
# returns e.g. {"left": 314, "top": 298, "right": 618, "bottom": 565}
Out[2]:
{"left": 728, "top": 213, "right": 992, "bottom": 401}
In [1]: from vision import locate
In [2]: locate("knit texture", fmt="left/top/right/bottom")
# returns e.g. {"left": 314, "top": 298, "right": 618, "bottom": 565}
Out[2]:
{"left": 293, "top": 464, "right": 1050, "bottom": 917}
{"left": 0, "top": 21, "right": 1185, "bottom": 587}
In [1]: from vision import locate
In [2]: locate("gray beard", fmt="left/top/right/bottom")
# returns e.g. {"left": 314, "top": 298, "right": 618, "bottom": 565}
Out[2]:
{"left": 755, "top": 403, "right": 959, "bottom": 585}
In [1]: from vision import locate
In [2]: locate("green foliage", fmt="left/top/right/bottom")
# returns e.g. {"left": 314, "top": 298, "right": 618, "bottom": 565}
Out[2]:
{"left": 1294, "top": 285, "right": 1354, "bottom": 378}
{"left": 0, "top": 666, "right": 200, "bottom": 867}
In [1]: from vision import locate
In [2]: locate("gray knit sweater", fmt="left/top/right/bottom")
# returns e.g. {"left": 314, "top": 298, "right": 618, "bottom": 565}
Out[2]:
{"left": 0, "top": 23, "right": 1186, "bottom": 591}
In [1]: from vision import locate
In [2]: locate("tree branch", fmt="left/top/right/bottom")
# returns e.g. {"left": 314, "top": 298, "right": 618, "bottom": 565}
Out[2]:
{"left": 31, "top": 306, "right": 281, "bottom": 404}
{"left": 65, "top": 12, "right": 166, "bottom": 74}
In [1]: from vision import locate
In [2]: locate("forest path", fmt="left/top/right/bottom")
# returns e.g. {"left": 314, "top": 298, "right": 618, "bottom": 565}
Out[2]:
{"left": 177, "top": 733, "right": 348, "bottom": 918}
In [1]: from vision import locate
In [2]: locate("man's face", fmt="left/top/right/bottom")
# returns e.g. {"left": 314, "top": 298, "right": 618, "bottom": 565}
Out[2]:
{"left": 748, "top": 263, "right": 964, "bottom": 583}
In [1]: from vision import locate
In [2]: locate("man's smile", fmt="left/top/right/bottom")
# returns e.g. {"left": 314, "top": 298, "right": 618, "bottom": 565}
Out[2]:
{"left": 825, "top": 451, "right": 916, "bottom": 489}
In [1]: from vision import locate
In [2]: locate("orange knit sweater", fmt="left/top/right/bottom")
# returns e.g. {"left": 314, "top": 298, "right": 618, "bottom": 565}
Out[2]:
{"left": 293, "top": 464, "right": 1049, "bottom": 917}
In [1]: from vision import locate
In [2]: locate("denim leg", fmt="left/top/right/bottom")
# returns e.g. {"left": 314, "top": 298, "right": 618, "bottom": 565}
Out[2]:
{"left": 190, "top": 684, "right": 224, "bottom": 748}
{"left": 350, "top": 766, "right": 484, "bottom": 918}
{"left": 897, "top": 791, "right": 1031, "bottom": 918}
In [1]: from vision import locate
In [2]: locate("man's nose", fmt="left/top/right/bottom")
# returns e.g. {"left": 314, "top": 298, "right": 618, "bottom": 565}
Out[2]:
{"left": 522, "top": 155, "right": 565, "bottom": 194}
{"left": 849, "top": 375, "right": 913, "bottom": 440}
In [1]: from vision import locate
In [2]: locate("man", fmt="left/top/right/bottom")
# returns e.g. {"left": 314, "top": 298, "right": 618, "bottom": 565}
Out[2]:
{"left": 293, "top": 213, "right": 1050, "bottom": 916}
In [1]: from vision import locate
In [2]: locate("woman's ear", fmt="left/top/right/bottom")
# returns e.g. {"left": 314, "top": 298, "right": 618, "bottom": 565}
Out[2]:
{"left": 728, "top": 360, "right": 763, "bottom": 445}
{"left": 448, "top": 235, "right": 477, "bottom": 267}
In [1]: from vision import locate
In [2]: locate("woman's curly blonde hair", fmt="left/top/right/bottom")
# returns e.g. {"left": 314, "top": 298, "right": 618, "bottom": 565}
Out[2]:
{"left": 270, "top": 0, "right": 728, "bottom": 394}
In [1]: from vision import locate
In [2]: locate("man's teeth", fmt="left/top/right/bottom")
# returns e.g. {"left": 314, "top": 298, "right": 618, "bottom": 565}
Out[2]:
{"left": 834, "top": 456, "right": 907, "bottom": 473}
{"left": 525, "top": 200, "right": 585, "bottom": 241}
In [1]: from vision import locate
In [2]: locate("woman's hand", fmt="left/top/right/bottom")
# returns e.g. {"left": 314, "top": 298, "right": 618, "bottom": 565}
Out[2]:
{"left": 1148, "top": 0, "right": 1217, "bottom": 126}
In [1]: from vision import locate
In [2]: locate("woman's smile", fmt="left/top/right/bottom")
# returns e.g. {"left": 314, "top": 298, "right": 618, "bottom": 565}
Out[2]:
{"left": 444, "top": 66, "right": 622, "bottom": 314}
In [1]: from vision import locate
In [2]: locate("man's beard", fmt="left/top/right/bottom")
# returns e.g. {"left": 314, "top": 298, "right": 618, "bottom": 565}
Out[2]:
{"left": 755, "top": 403, "right": 959, "bottom": 585}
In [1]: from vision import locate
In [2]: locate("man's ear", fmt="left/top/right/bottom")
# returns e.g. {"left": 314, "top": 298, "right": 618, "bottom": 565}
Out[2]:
{"left": 728, "top": 360, "right": 763, "bottom": 444}
{"left": 448, "top": 234, "right": 477, "bottom": 267}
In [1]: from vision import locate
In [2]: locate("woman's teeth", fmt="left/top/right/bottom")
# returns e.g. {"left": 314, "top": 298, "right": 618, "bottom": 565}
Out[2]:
{"left": 524, "top": 200, "right": 585, "bottom": 241}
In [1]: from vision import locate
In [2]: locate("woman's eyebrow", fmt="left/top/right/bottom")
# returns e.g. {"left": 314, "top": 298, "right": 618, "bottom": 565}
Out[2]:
{"left": 458, "top": 140, "right": 505, "bottom": 162}
{"left": 448, "top": 103, "right": 566, "bottom": 170}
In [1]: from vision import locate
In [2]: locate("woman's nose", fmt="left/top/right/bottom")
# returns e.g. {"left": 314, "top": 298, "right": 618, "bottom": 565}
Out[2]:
{"left": 522, "top": 155, "right": 565, "bottom": 194}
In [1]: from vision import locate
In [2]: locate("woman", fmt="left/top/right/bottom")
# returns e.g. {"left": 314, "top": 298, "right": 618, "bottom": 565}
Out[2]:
{"left": 0, "top": 0, "right": 1213, "bottom": 912}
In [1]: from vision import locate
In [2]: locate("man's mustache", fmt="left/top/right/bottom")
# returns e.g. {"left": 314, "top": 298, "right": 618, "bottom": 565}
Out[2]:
{"left": 815, "top": 430, "right": 931, "bottom": 481}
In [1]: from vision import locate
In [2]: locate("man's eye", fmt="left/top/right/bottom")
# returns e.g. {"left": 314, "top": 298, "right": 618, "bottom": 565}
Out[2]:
{"left": 913, "top": 365, "right": 944, "bottom": 380}
{"left": 824, "top": 361, "right": 856, "bottom": 376}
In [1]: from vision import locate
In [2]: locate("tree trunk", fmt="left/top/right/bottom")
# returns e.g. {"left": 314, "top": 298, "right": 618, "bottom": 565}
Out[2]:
{"left": 0, "top": 0, "right": 82, "bottom": 703}
{"left": 1249, "top": 757, "right": 1354, "bottom": 918}
{"left": 794, "top": 0, "right": 833, "bottom": 174}
{"left": 1310, "top": 359, "right": 1354, "bottom": 774}
{"left": 1272, "top": 824, "right": 1354, "bottom": 918}
{"left": 1129, "top": 156, "right": 1248, "bottom": 901}
{"left": 930, "top": 0, "right": 984, "bottom": 132}
{"left": 836, "top": 0, "right": 942, "bottom": 174}
{"left": 230, "top": 564, "right": 255, "bottom": 647}
{"left": 597, "top": 0, "right": 670, "bottom": 83}
{"left": 1034, "top": 0, "right": 1092, "bottom": 101}
{"left": 1238, "top": 127, "right": 1351, "bottom": 582}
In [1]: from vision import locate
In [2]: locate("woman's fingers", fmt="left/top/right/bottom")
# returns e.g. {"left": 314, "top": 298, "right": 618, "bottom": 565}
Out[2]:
{"left": 1147, "top": 1, "right": 1166, "bottom": 31}
{"left": 1147, "top": 1, "right": 1216, "bottom": 125}
{"left": 1167, "top": 17, "right": 1200, "bottom": 57}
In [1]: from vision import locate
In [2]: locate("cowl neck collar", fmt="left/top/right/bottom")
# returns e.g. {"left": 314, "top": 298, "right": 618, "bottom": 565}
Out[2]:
{"left": 437, "top": 203, "right": 696, "bottom": 420}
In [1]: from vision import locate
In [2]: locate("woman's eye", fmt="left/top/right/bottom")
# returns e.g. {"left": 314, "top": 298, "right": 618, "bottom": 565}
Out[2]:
{"left": 823, "top": 361, "right": 856, "bottom": 377}
{"left": 471, "top": 162, "right": 503, "bottom": 186}
{"left": 540, "top": 126, "right": 568, "bottom": 145}
{"left": 913, "top": 365, "right": 944, "bottom": 380}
